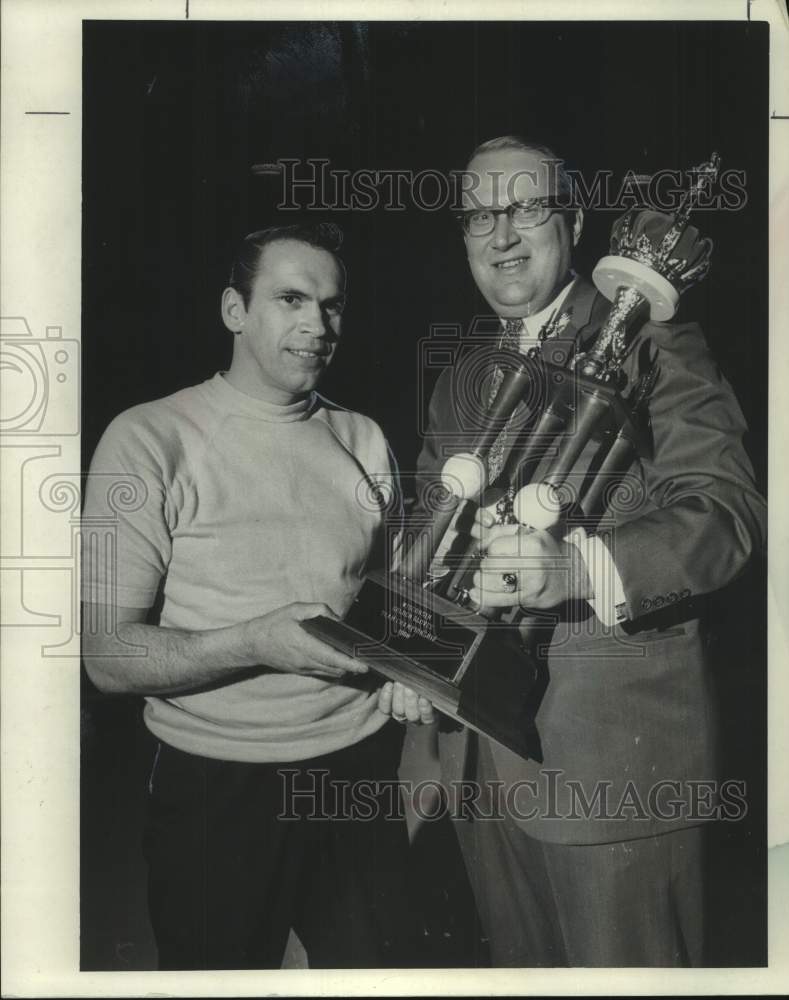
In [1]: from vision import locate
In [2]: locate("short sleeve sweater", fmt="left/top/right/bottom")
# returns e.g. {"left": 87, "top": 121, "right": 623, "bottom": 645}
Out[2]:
{"left": 81, "top": 373, "right": 396, "bottom": 762}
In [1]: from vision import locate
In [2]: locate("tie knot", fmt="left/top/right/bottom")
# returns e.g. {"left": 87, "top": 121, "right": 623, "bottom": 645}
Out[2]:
{"left": 501, "top": 318, "right": 524, "bottom": 351}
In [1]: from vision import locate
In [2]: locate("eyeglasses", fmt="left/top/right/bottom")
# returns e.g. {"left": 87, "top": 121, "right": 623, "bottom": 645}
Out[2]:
{"left": 456, "top": 198, "right": 568, "bottom": 237}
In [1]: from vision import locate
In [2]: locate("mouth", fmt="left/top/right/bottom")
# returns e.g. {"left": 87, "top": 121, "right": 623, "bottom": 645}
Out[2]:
{"left": 493, "top": 256, "right": 530, "bottom": 272}
{"left": 284, "top": 347, "right": 331, "bottom": 371}
{"left": 286, "top": 348, "right": 328, "bottom": 360}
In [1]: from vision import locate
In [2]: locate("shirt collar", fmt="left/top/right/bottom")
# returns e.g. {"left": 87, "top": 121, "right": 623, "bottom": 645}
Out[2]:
{"left": 503, "top": 273, "right": 578, "bottom": 342}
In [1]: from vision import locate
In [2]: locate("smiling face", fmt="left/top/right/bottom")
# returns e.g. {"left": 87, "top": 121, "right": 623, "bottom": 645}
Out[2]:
{"left": 463, "top": 148, "right": 582, "bottom": 318}
{"left": 221, "top": 239, "right": 345, "bottom": 404}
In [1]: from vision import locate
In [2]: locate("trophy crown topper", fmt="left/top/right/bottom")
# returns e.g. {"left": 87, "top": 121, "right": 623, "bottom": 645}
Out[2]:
{"left": 577, "top": 152, "right": 721, "bottom": 381}
{"left": 604, "top": 151, "right": 720, "bottom": 300}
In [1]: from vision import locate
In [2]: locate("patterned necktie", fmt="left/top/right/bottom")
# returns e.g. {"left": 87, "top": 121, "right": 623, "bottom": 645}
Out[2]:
{"left": 486, "top": 318, "right": 525, "bottom": 488}
{"left": 486, "top": 310, "right": 574, "bottom": 521}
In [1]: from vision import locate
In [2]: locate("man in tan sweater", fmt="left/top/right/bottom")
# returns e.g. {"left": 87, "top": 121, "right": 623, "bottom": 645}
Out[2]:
{"left": 82, "top": 222, "right": 432, "bottom": 969}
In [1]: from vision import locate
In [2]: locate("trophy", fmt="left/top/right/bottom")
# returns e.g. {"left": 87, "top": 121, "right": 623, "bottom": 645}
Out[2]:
{"left": 303, "top": 154, "right": 720, "bottom": 762}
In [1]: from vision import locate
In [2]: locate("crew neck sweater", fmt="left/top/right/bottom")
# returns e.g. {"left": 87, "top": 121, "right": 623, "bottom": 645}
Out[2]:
{"left": 82, "top": 373, "right": 395, "bottom": 762}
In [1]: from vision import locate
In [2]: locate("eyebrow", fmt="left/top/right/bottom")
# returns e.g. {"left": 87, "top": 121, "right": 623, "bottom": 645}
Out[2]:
{"left": 271, "top": 285, "right": 310, "bottom": 297}
{"left": 463, "top": 197, "right": 550, "bottom": 211}
{"left": 271, "top": 286, "right": 345, "bottom": 307}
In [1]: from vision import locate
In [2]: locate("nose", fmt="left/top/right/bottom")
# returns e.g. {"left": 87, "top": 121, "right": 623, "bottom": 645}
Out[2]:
{"left": 299, "top": 303, "right": 338, "bottom": 342}
{"left": 299, "top": 302, "right": 326, "bottom": 335}
{"left": 491, "top": 210, "right": 521, "bottom": 251}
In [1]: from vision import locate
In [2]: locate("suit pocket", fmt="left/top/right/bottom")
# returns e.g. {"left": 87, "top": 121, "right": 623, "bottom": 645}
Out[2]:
{"left": 548, "top": 623, "right": 691, "bottom": 662}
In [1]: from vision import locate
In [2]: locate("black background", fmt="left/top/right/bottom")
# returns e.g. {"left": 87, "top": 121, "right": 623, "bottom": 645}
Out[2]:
{"left": 82, "top": 20, "right": 768, "bottom": 488}
{"left": 82, "top": 20, "right": 768, "bottom": 970}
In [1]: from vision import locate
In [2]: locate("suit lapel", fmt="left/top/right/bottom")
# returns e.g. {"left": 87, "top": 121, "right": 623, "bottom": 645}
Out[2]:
{"left": 536, "top": 276, "right": 607, "bottom": 368}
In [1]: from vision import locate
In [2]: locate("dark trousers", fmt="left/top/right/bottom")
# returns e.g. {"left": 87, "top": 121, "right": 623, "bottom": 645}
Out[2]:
{"left": 454, "top": 735, "right": 706, "bottom": 967}
{"left": 143, "top": 722, "right": 417, "bottom": 970}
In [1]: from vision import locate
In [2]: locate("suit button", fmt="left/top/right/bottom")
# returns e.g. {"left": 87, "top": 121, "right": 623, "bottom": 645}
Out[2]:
{"left": 680, "top": 588, "right": 691, "bottom": 599}
{"left": 641, "top": 598, "right": 653, "bottom": 611}
{"left": 667, "top": 592, "right": 679, "bottom": 603}
{"left": 653, "top": 596, "right": 665, "bottom": 608}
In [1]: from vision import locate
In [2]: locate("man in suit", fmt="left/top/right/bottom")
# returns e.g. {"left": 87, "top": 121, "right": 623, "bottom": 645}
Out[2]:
{"left": 416, "top": 136, "right": 766, "bottom": 966}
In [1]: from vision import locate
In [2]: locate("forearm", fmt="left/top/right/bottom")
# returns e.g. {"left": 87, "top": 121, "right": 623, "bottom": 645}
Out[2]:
{"left": 83, "top": 615, "right": 256, "bottom": 697}
{"left": 607, "top": 321, "right": 766, "bottom": 617}
{"left": 605, "top": 491, "right": 766, "bottom": 617}
{"left": 82, "top": 599, "right": 368, "bottom": 696}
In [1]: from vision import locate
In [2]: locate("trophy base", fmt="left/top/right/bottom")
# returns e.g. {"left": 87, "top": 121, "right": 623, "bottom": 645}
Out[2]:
{"left": 302, "top": 569, "right": 545, "bottom": 762}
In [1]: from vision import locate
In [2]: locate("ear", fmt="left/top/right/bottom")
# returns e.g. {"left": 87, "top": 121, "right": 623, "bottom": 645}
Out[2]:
{"left": 572, "top": 207, "right": 584, "bottom": 247}
{"left": 221, "top": 287, "right": 247, "bottom": 334}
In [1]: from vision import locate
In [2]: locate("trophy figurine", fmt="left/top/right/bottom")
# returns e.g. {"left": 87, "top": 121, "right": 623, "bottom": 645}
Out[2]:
{"left": 302, "top": 154, "right": 720, "bottom": 762}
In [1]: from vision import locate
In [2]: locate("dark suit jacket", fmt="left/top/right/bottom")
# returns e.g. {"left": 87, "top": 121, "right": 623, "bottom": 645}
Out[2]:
{"left": 417, "top": 277, "right": 766, "bottom": 845}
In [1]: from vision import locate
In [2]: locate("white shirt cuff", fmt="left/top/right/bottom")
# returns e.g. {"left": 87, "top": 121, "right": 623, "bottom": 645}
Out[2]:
{"left": 565, "top": 526, "right": 628, "bottom": 627}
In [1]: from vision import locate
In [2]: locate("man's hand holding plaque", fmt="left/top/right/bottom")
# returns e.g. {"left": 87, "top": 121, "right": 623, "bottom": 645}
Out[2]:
{"left": 377, "top": 680, "right": 437, "bottom": 725}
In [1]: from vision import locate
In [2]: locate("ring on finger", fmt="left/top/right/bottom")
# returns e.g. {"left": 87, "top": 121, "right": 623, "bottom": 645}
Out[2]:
{"left": 502, "top": 572, "right": 518, "bottom": 593}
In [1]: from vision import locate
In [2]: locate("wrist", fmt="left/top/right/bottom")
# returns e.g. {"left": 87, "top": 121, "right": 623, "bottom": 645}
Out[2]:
{"left": 230, "top": 618, "right": 264, "bottom": 667}
{"left": 192, "top": 619, "right": 264, "bottom": 669}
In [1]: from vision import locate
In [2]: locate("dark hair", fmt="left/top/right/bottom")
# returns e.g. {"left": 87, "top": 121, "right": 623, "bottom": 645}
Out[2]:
{"left": 228, "top": 222, "right": 344, "bottom": 307}
{"left": 465, "top": 134, "right": 574, "bottom": 204}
